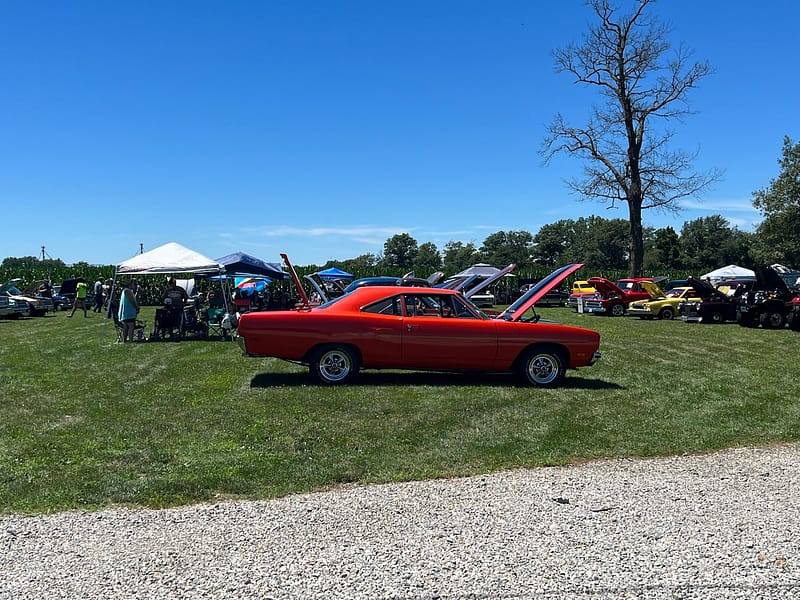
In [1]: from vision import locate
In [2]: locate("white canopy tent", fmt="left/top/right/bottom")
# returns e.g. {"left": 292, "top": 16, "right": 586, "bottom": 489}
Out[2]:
{"left": 700, "top": 264, "right": 755, "bottom": 284}
{"left": 106, "top": 243, "right": 230, "bottom": 336}
{"left": 117, "top": 242, "right": 224, "bottom": 275}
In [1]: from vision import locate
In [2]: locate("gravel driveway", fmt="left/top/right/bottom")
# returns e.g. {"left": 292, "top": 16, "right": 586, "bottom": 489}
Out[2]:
{"left": 2, "top": 444, "right": 799, "bottom": 599}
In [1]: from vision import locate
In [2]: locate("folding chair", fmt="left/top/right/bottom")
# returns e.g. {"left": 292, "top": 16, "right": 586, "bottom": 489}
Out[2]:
{"left": 205, "top": 307, "right": 227, "bottom": 339}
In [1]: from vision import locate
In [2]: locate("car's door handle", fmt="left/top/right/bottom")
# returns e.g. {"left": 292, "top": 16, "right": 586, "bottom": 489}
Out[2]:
{"left": 406, "top": 324, "right": 419, "bottom": 332}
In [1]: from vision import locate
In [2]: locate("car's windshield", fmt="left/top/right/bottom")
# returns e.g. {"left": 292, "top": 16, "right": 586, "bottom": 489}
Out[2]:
{"left": 6, "top": 286, "right": 23, "bottom": 295}
{"left": 665, "top": 289, "right": 685, "bottom": 298}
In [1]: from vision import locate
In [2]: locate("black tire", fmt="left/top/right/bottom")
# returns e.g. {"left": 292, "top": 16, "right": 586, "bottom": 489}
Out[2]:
{"left": 310, "top": 345, "right": 360, "bottom": 385}
{"left": 737, "top": 311, "right": 757, "bottom": 328}
{"left": 657, "top": 307, "right": 675, "bottom": 320}
{"left": 707, "top": 310, "right": 724, "bottom": 324}
{"left": 610, "top": 303, "right": 625, "bottom": 317}
{"left": 788, "top": 311, "right": 800, "bottom": 331}
{"left": 518, "top": 347, "right": 566, "bottom": 387}
{"left": 759, "top": 310, "right": 785, "bottom": 329}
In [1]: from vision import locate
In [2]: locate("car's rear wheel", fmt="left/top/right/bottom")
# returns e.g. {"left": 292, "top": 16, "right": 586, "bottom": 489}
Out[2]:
{"left": 759, "top": 310, "right": 785, "bottom": 329}
{"left": 610, "top": 303, "right": 625, "bottom": 317}
{"left": 518, "top": 347, "right": 565, "bottom": 387}
{"left": 657, "top": 307, "right": 674, "bottom": 320}
{"left": 310, "top": 345, "right": 360, "bottom": 385}
{"left": 788, "top": 311, "right": 800, "bottom": 331}
{"left": 708, "top": 310, "right": 724, "bottom": 324}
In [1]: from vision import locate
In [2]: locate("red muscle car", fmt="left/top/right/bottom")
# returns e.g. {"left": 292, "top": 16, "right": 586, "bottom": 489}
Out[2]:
{"left": 236, "top": 264, "right": 601, "bottom": 386}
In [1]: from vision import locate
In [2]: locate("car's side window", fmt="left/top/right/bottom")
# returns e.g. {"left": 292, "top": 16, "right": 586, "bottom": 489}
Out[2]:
{"left": 362, "top": 297, "right": 401, "bottom": 316}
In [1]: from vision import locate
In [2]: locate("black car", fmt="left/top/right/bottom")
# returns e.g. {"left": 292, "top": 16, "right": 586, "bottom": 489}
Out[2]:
{"left": 679, "top": 276, "right": 747, "bottom": 324}
{"left": 736, "top": 266, "right": 796, "bottom": 329}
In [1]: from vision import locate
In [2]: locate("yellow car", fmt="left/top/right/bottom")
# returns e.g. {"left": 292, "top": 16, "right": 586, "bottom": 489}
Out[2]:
{"left": 627, "top": 285, "right": 701, "bottom": 320}
{"left": 567, "top": 280, "right": 597, "bottom": 309}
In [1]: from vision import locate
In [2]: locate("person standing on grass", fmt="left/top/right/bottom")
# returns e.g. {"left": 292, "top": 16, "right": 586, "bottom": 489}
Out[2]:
{"left": 118, "top": 279, "right": 140, "bottom": 342}
{"left": 68, "top": 279, "right": 88, "bottom": 317}
{"left": 92, "top": 278, "right": 104, "bottom": 312}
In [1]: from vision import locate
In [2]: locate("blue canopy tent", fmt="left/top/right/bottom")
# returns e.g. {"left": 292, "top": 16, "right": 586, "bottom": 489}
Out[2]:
{"left": 316, "top": 267, "right": 354, "bottom": 281}
{"left": 215, "top": 252, "right": 286, "bottom": 280}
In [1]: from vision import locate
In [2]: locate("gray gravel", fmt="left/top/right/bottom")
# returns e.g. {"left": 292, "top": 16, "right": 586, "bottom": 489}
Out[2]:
{"left": 2, "top": 444, "right": 799, "bottom": 599}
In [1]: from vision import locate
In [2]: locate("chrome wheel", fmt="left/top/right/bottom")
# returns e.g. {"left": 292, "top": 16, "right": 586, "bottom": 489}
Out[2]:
{"left": 310, "top": 346, "right": 359, "bottom": 385}
{"left": 520, "top": 349, "right": 565, "bottom": 387}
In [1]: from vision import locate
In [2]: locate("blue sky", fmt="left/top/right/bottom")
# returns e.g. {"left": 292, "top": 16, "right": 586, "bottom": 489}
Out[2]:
{"left": 2, "top": 1, "right": 797, "bottom": 267}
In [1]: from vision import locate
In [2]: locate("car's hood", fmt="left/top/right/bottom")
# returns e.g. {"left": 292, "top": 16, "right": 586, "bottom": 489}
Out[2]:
{"left": 685, "top": 276, "right": 719, "bottom": 299}
{"left": 464, "top": 263, "right": 516, "bottom": 299}
{"left": 498, "top": 264, "right": 583, "bottom": 321}
{"left": 755, "top": 266, "right": 790, "bottom": 293}
{"left": 640, "top": 280, "right": 665, "bottom": 299}
{"left": 587, "top": 277, "right": 623, "bottom": 298}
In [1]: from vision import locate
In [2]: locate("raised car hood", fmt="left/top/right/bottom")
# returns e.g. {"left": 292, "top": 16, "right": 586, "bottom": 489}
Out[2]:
{"left": 498, "top": 264, "right": 583, "bottom": 321}
{"left": 755, "top": 266, "right": 790, "bottom": 293}
{"left": 685, "top": 276, "right": 719, "bottom": 299}
{"left": 640, "top": 280, "right": 665, "bottom": 299}
{"left": 587, "top": 277, "right": 623, "bottom": 298}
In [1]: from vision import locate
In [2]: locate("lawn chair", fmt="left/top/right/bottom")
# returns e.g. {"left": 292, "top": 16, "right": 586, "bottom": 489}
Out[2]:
{"left": 205, "top": 307, "right": 227, "bottom": 339}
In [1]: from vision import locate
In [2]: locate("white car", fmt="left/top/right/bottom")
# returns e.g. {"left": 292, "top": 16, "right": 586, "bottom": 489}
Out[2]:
{"left": 0, "top": 296, "right": 30, "bottom": 319}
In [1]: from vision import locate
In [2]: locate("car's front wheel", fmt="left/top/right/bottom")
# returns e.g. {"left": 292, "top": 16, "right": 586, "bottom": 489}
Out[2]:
{"left": 518, "top": 347, "right": 566, "bottom": 387}
{"left": 610, "top": 303, "right": 625, "bottom": 317}
{"left": 310, "top": 345, "right": 360, "bottom": 385}
{"left": 657, "top": 307, "right": 674, "bottom": 320}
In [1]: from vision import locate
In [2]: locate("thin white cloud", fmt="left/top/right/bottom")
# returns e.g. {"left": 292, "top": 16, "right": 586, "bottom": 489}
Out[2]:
{"left": 679, "top": 198, "right": 758, "bottom": 213}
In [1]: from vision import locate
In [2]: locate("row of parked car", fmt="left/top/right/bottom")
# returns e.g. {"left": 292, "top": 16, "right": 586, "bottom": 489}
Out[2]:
{"left": 561, "top": 266, "right": 800, "bottom": 331}
{"left": 0, "top": 278, "right": 79, "bottom": 319}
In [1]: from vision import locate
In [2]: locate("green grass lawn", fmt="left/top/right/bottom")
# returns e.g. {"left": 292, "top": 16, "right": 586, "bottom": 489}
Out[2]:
{"left": 1, "top": 306, "right": 798, "bottom": 514}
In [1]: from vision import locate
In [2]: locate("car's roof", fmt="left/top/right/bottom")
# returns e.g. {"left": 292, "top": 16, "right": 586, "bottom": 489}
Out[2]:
{"left": 328, "top": 285, "right": 460, "bottom": 308}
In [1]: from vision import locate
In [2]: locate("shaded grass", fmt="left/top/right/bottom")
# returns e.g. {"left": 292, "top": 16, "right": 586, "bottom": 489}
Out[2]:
{"left": 1, "top": 307, "right": 798, "bottom": 513}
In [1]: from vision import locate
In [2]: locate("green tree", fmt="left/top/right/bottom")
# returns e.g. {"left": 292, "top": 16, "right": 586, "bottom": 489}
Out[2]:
{"left": 382, "top": 233, "right": 418, "bottom": 269}
{"left": 413, "top": 242, "right": 442, "bottom": 275}
{"left": 751, "top": 136, "right": 800, "bottom": 266}
{"left": 644, "top": 226, "right": 681, "bottom": 271}
{"left": 479, "top": 230, "right": 535, "bottom": 269}
{"left": 572, "top": 217, "right": 629, "bottom": 270}
{"left": 679, "top": 216, "right": 750, "bottom": 272}
{"left": 442, "top": 241, "right": 478, "bottom": 273}
{"left": 542, "top": 0, "right": 720, "bottom": 277}
{"left": 531, "top": 219, "right": 580, "bottom": 267}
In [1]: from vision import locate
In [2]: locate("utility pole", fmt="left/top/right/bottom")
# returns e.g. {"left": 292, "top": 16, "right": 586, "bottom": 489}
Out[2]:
{"left": 139, "top": 243, "right": 144, "bottom": 254}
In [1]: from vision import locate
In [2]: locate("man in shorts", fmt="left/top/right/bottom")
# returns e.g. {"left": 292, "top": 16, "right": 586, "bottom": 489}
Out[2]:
{"left": 68, "top": 279, "right": 88, "bottom": 318}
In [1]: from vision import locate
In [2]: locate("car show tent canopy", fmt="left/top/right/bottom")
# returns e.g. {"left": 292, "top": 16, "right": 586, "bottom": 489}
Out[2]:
{"left": 117, "top": 242, "right": 224, "bottom": 275}
{"left": 214, "top": 252, "right": 286, "bottom": 280}
{"left": 316, "top": 267, "right": 354, "bottom": 281}
{"left": 700, "top": 264, "right": 755, "bottom": 283}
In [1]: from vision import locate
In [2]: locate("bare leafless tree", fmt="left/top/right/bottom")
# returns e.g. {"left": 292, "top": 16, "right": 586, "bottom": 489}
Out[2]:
{"left": 542, "top": 0, "right": 721, "bottom": 276}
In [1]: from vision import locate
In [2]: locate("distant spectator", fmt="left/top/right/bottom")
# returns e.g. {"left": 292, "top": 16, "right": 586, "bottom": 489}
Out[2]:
{"left": 164, "top": 277, "right": 189, "bottom": 310}
{"left": 118, "top": 279, "right": 140, "bottom": 343}
{"left": 93, "top": 279, "right": 104, "bottom": 312}
{"left": 69, "top": 279, "right": 88, "bottom": 318}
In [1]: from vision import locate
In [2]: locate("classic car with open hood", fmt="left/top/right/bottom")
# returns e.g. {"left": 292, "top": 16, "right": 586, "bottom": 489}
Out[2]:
{"left": 237, "top": 263, "right": 601, "bottom": 387}
{"left": 678, "top": 276, "right": 746, "bottom": 324}
{"left": 627, "top": 283, "right": 701, "bottom": 320}
{"left": 1, "top": 279, "right": 53, "bottom": 316}
{"left": 737, "top": 266, "right": 798, "bottom": 329}
{"left": 581, "top": 277, "right": 661, "bottom": 317}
